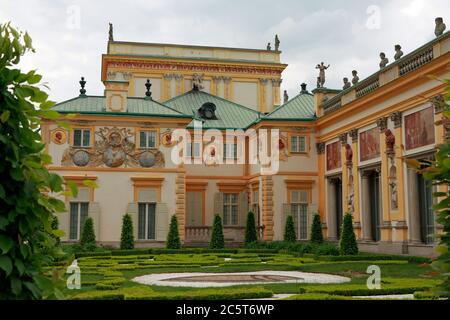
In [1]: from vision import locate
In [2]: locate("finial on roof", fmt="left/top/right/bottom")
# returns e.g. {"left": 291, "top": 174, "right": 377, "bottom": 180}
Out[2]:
{"left": 300, "top": 83, "right": 308, "bottom": 93}
{"left": 79, "top": 77, "right": 86, "bottom": 96}
{"left": 435, "top": 17, "right": 446, "bottom": 37}
{"left": 108, "top": 23, "right": 114, "bottom": 41}
{"left": 145, "top": 79, "right": 152, "bottom": 99}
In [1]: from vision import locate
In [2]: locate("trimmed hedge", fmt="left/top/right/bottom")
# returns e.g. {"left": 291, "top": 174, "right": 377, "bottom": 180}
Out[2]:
{"left": 166, "top": 215, "right": 181, "bottom": 249}
{"left": 284, "top": 215, "right": 297, "bottom": 242}
{"left": 318, "top": 254, "right": 431, "bottom": 264}
{"left": 286, "top": 293, "right": 348, "bottom": 300}
{"left": 120, "top": 214, "right": 134, "bottom": 250}
{"left": 210, "top": 214, "right": 225, "bottom": 249}
{"left": 245, "top": 211, "right": 258, "bottom": 244}
{"left": 246, "top": 241, "right": 339, "bottom": 256}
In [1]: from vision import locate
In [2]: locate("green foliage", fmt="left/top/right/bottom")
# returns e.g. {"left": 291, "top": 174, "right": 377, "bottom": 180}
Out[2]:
{"left": 244, "top": 211, "right": 258, "bottom": 245}
{"left": 0, "top": 22, "right": 71, "bottom": 299}
{"left": 51, "top": 215, "right": 60, "bottom": 246}
{"left": 210, "top": 214, "right": 225, "bottom": 249}
{"left": 166, "top": 215, "right": 181, "bottom": 249}
{"left": 80, "top": 217, "right": 96, "bottom": 249}
{"left": 246, "top": 241, "right": 339, "bottom": 256}
{"left": 339, "top": 213, "right": 358, "bottom": 255}
{"left": 283, "top": 215, "right": 297, "bottom": 242}
{"left": 310, "top": 213, "right": 324, "bottom": 244}
{"left": 120, "top": 214, "right": 134, "bottom": 250}
{"left": 410, "top": 79, "right": 450, "bottom": 298}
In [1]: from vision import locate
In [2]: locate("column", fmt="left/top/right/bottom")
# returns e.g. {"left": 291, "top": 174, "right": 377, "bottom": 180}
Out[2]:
{"left": 223, "top": 77, "right": 232, "bottom": 100}
{"left": 361, "top": 172, "right": 372, "bottom": 241}
{"left": 339, "top": 133, "right": 348, "bottom": 213}
{"left": 259, "top": 78, "right": 268, "bottom": 113}
{"left": 272, "top": 78, "right": 282, "bottom": 106}
{"left": 262, "top": 175, "right": 274, "bottom": 241}
{"left": 174, "top": 74, "right": 183, "bottom": 95}
{"left": 163, "top": 74, "right": 173, "bottom": 101}
{"left": 377, "top": 116, "right": 391, "bottom": 241}
{"left": 175, "top": 171, "right": 186, "bottom": 241}
{"left": 316, "top": 142, "right": 326, "bottom": 222}
{"left": 349, "top": 129, "right": 361, "bottom": 238}
{"left": 211, "top": 76, "right": 221, "bottom": 96}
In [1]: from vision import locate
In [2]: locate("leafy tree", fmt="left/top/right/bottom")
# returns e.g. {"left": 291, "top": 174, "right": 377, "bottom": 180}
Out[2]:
{"left": 51, "top": 216, "right": 60, "bottom": 246}
{"left": 166, "top": 215, "right": 181, "bottom": 249}
{"left": 284, "top": 215, "right": 297, "bottom": 242}
{"left": 80, "top": 217, "right": 96, "bottom": 249}
{"left": 339, "top": 213, "right": 358, "bottom": 255}
{"left": 310, "top": 213, "right": 324, "bottom": 244}
{"left": 0, "top": 22, "right": 73, "bottom": 299}
{"left": 210, "top": 215, "right": 225, "bottom": 249}
{"left": 410, "top": 79, "right": 450, "bottom": 297}
{"left": 245, "top": 211, "right": 258, "bottom": 245}
{"left": 120, "top": 214, "right": 134, "bottom": 250}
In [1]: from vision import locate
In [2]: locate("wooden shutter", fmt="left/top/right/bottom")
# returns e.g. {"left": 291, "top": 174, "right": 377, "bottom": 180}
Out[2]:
{"left": 282, "top": 203, "right": 291, "bottom": 232}
{"left": 238, "top": 192, "right": 249, "bottom": 226}
{"left": 155, "top": 203, "right": 169, "bottom": 241}
{"left": 126, "top": 202, "right": 138, "bottom": 239}
{"left": 214, "top": 193, "right": 224, "bottom": 220}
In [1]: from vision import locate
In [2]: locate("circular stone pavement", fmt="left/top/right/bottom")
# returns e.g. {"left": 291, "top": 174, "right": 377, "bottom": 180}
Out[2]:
{"left": 132, "top": 271, "right": 351, "bottom": 288}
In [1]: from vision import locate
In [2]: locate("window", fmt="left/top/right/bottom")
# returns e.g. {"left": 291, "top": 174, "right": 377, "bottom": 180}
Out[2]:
{"left": 186, "top": 142, "right": 201, "bottom": 158}
{"left": 290, "top": 190, "right": 308, "bottom": 240}
{"left": 290, "top": 136, "right": 306, "bottom": 153}
{"left": 224, "top": 143, "right": 237, "bottom": 160}
{"left": 69, "top": 202, "right": 89, "bottom": 240}
{"left": 73, "top": 129, "right": 91, "bottom": 147}
{"left": 139, "top": 131, "right": 157, "bottom": 149}
{"left": 138, "top": 203, "right": 156, "bottom": 240}
{"left": 223, "top": 193, "right": 238, "bottom": 226}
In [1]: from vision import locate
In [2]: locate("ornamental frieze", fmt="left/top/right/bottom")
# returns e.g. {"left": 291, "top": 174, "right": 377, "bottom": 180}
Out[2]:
{"left": 61, "top": 127, "right": 165, "bottom": 168}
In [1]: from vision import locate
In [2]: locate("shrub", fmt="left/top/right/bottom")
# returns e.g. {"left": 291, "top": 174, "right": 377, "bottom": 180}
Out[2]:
{"left": 284, "top": 215, "right": 297, "bottom": 242}
{"left": 166, "top": 215, "right": 181, "bottom": 249}
{"left": 310, "top": 213, "right": 323, "bottom": 244}
{"left": 51, "top": 215, "right": 61, "bottom": 246}
{"left": 210, "top": 214, "right": 225, "bottom": 249}
{"left": 244, "top": 211, "right": 258, "bottom": 245}
{"left": 80, "top": 217, "right": 96, "bottom": 249}
{"left": 120, "top": 214, "right": 134, "bottom": 250}
{"left": 245, "top": 212, "right": 258, "bottom": 242}
{"left": 339, "top": 213, "right": 358, "bottom": 255}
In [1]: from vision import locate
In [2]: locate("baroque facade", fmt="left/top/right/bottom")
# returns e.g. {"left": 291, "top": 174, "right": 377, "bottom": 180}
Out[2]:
{"left": 43, "top": 25, "right": 450, "bottom": 256}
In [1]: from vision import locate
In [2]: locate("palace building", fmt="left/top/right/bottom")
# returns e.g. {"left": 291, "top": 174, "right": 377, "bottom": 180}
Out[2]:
{"left": 43, "top": 22, "right": 450, "bottom": 256}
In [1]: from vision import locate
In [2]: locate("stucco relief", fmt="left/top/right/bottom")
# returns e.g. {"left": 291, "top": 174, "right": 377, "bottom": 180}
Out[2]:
{"left": 61, "top": 127, "right": 165, "bottom": 168}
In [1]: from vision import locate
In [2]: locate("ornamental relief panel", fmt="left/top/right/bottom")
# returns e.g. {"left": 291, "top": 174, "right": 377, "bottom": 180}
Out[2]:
{"left": 61, "top": 127, "right": 165, "bottom": 168}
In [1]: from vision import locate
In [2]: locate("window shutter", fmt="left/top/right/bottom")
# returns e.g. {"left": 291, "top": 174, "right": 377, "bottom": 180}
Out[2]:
{"left": 88, "top": 202, "right": 100, "bottom": 239}
{"left": 155, "top": 203, "right": 169, "bottom": 241}
{"left": 238, "top": 192, "right": 248, "bottom": 226}
{"left": 214, "top": 193, "right": 224, "bottom": 220}
{"left": 59, "top": 209, "right": 70, "bottom": 241}
{"left": 126, "top": 202, "right": 138, "bottom": 239}
{"left": 282, "top": 203, "right": 292, "bottom": 232}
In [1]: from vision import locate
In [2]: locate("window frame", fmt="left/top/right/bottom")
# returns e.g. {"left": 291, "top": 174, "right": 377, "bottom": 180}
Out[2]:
{"left": 223, "top": 192, "right": 239, "bottom": 226}
{"left": 69, "top": 201, "right": 89, "bottom": 240}
{"left": 137, "top": 202, "right": 156, "bottom": 240}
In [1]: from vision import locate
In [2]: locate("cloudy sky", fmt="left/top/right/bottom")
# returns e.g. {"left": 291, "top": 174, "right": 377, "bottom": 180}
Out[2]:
{"left": 1, "top": 0, "right": 448, "bottom": 102}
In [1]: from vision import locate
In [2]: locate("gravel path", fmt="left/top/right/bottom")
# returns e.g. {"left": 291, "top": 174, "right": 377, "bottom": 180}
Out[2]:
{"left": 132, "top": 271, "right": 350, "bottom": 288}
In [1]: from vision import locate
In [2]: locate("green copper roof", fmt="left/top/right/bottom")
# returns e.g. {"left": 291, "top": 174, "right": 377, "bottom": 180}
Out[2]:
{"left": 53, "top": 95, "right": 190, "bottom": 118}
{"left": 263, "top": 92, "right": 315, "bottom": 120}
{"left": 164, "top": 90, "right": 262, "bottom": 129}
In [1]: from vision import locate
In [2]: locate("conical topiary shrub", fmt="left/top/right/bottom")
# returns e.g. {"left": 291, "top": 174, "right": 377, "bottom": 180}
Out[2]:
{"left": 166, "top": 214, "right": 181, "bottom": 249}
{"left": 120, "top": 213, "right": 134, "bottom": 250}
{"left": 310, "top": 213, "right": 324, "bottom": 244}
{"left": 80, "top": 217, "right": 96, "bottom": 249}
{"left": 284, "top": 215, "right": 297, "bottom": 242}
{"left": 339, "top": 212, "right": 358, "bottom": 255}
{"left": 245, "top": 211, "right": 258, "bottom": 245}
{"left": 210, "top": 214, "right": 225, "bottom": 249}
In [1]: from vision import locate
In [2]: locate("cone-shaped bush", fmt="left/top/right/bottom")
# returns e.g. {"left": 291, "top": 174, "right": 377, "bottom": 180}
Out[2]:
{"left": 80, "top": 217, "right": 96, "bottom": 248}
{"left": 245, "top": 211, "right": 258, "bottom": 245}
{"left": 284, "top": 215, "right": 297, "bottom": 242}
{"left": 166, "top": 215, "right": 181, "bottom": 249}
{"left": 120, "top": 213, "right": 134, "bottom": 250}
{"left": 210, "top": 214, "right": 225, "bottom": 249}
{"left": 339, "top": 213, "right": 358, "bottom": 255}
{"left": 310, "top": 213, "right": 324, "bottom": 244}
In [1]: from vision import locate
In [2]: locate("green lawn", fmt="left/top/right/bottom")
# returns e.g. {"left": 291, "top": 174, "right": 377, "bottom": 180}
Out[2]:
{"left": 48, "top": 251, "right": 443, "bottom": 300}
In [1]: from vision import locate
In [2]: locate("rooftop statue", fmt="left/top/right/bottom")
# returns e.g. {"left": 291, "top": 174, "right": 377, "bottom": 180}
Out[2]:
{"left": 394, "top": 44, "right": 403, "bottom": 60}
{"left": 315, "top": 62, "right": 330, "bottom": 88}
{"left": 275, "top": 35, "right": 280, "bottom": 51}
{"left": 192, "top": 73, "right": 204, "bottom": 91}
{"left": 435, "top": 17, "right": 446, "bottom": 37}
{"left": 283, "top": 90, "right": 289, "bottom": 104}
{"left": 108, "top": 23, "right": 114, "bottom": 41}
{"left": 267, "top": 42, "right": 271, "bottom": 50}
{"left": 351, "top": 70, "right": 359, "bottom": 85}
{"left": 379, "top": 52, "right": 389, "bottom": 68}
{"left": 343, "top": 77, "right": 351, "bottom": 90}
